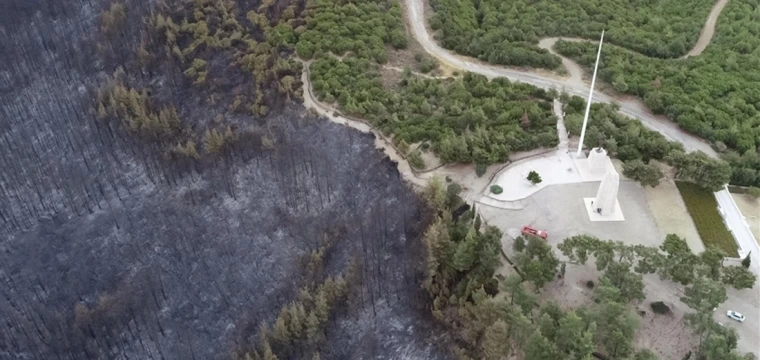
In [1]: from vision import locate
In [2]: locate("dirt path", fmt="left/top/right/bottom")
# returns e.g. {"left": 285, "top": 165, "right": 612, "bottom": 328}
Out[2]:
{"left": 300, "top": 60, "right": 518, "bottom": 200}
{"left": 407, "top": 0, "right": 720, "bottom": 157}
{"left": 684, "top": 0, "right": 730, "bottom": 57}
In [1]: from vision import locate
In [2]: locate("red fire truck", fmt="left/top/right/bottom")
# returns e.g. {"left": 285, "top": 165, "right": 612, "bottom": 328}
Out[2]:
{"left": 521, "top": 226, "right": 548, "bottom": 240}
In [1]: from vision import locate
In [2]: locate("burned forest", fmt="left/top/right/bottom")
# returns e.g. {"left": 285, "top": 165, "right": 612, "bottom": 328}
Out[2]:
{"left": 0, "top": 0, "right": 450, "bottom": 359}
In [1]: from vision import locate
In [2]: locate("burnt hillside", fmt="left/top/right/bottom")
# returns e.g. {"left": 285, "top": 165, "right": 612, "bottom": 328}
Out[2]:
{"left": 0, "top": 0, "right": 450, "bottom": 358}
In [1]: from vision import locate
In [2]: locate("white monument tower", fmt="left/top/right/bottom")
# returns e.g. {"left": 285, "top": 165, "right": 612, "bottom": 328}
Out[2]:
{"left": 584, "top": 164, "right": 624, "bottom": 221}
{"left": 593, "top": 167, "right": 620, "bottom": 215}
{"left": 587, "top": 147, "right": 609, "bottom": 174}
{"left": 576, "top": 30, "right": 605, "bottom": 158}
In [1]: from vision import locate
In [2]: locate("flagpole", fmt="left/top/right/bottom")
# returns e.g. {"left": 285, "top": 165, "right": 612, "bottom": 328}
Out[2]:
{"left": 576, "top": 30, "right": 605, "bottom": 157}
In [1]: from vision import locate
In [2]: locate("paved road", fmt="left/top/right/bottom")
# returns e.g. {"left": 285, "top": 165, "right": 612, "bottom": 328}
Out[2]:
{"left": 715, "top": 190, "right": 760, "bottom": 273}
{"left": 403, "top": 0, "right": 759, "bottom": 353}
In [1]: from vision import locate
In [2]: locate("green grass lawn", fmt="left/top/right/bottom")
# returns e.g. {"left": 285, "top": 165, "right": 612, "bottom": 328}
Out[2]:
{"left": 675, "top": 181, "right": 739, "bottom": 257}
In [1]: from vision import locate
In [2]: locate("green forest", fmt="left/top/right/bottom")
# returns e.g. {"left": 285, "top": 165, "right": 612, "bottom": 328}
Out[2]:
{"left": 428, "top": 0, "right": 715, "bottom": 69}
{"left": 310, "top": 58, "right": 559, "bottom": 164}
{"left": 297, "top": 0, "right": 560, "bottom": 165}
{"left": 296, "top": 0, "right": 408, "bottom": 62}
{"left": 564, "top": 98, "right": 732, "bottom": 191}
{"left": 555, "top": 0, "right": 760, "bottom": 186}
{"left": 426, "top": 0, "right": 760, "bottom": 187}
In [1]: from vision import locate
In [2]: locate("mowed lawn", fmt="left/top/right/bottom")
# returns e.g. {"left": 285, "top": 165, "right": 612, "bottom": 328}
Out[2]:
{"left": 676, "top": 181, "right": 739, "bottom": 257}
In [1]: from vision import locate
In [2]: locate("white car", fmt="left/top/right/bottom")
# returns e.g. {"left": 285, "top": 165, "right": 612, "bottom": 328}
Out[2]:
{"left": 727, "top": 310, "right": 745, "bottom": 323}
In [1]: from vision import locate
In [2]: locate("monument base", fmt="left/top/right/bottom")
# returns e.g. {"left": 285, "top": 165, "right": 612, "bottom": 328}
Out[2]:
{"left": 583, "top": 198, "right": 625, "bottom": 222}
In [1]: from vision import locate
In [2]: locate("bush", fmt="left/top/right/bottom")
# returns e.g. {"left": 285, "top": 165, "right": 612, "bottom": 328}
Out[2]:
{"left": 409, "top": 151, "right": 425, "bottom": 169}
{"left": 676, "top": 181, "right": 738, "bottom": 257}
{"left": 585, "top": 280, "right": 594, "bottom": 289}
{"left": 527, "top": 170, "right": 542, "bottom": 185}
{"left": 650, "top": 301, "right": 671, "bottom": 314}
{"left": 490, "top": 185, "right": 503, "bottom": 194}
{"left": 447, "top": 183, "right": 463, "bottom": 208}
{"left": 397, "top": 139, "right": 410, "bottom": 155}
{"left": 749, "top": 187, "right": 760, "bottom": 199}
{"left": 742, "top": 253, "right": 751, "bottom": 268}
{"left": 475, "top": 164, "right": 487, "bottom": 177}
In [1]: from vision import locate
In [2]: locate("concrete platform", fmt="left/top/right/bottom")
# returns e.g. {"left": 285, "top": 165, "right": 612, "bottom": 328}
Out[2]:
{"left": 583, "top": 198, "right": 625, "bottom": 221}
{"left": 488, "top": 152, "right": 581, "bottom": 201}
{"left": 573, "top": 155, "right": 615, "bottom": 182}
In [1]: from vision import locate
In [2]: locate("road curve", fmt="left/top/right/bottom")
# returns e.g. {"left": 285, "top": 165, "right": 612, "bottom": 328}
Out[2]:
{"left": 405, "top": 0, "right": 718, "bottom": 157}
{"left": 684, "top": 0, "right": 730, "bottom": 58}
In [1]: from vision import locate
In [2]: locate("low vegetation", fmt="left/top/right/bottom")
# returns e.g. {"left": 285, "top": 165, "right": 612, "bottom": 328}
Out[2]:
{"left": 554, "top": 0, "right": 760, "bottom": 186}
{"left": 675, "top": 181, "right": 739, "bottom": 257}
{"left": 527, "top": 170, "right": 542, "bottom": 185}
{"left": 650, "top": 301, "right": 671, "bottom": 315}
{"left": 310, "top": 58, "right": 558, "bottom": 165}
{"left": 428, "top": 0, "right": 715, "bottom": 72}
{"left": 296, "top": 0, "right": 407, "bottom": 62}
{"left": 564, "top": 99, "right": 733, "bottom": 190}
{"left": 490, "top": 185, "right": 503, "bottom": 194}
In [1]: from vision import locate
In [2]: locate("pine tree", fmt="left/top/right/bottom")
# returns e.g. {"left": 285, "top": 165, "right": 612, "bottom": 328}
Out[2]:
{"left": 453, "top": 227, "right": 479, "bottom": 272}
{"left": 314, "top": 292, "right": 329, "bottom": 324}
{"left": 305, "top": 312, "right": 323, "bottom": 346}
{"left": 524, "top": 330, "right": 559, "bottom": 360}
{"left": 742, "top": 252, "right": 751, "bottom": 268}
{"left": 272, "top": 309, "right": 290, "bottom": 346}
{"left": 480, "top": 319, "right": 510, "bottom": 360}
{"left": 261, "top": 339, "right": 278, "bottom": 360}
{"left": 287, "top": 303, "right": 305, "bottom": 340}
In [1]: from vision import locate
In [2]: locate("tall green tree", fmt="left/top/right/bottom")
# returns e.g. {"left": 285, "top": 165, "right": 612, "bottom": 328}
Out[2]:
{"left": 513, "top": 236, "right": 560, "bottom": 289}
{"left": 600, "top": 261, "right": 645, "bottom": 303}
{"left": 665, "top": 151, "right": 732, "bottom": 192}
{"left": 524, "top": 330, "right": 560, "bottom": 360}
{"left": 501, "top": 275, "right": 537, "bottom": 315}
{"left": 659, "top": 234, "right": 699, "bottom": 285}
{"left": 623, "top": 159, "right": 664, "bottom": 187}
{"left": 555, "top": 311, "right": 596, "bottom": 360}
{"left": 481, "top": 319, "right": 511, "bottom": 360}
{"left": 722, "top": 266, "right": 757, "bottom": 290}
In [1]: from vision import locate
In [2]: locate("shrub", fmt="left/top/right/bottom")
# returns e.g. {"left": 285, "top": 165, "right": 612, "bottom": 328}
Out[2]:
{"left": 650, "top": 301, "right": 671, "bottom": 314}
{"left": 585, "top": 280, "right": 594, "bottom": 289}
{"left": 447, "top": 183, "right": 463, "bottom": 208}
{"left": 490, "top": 185, "right": 503, "bottom": 194}
{"left": 409, "top": 151, "right": 426, "bottom": 169}
{"left": 675, "top": 181, "right": 738, "bottom": 257}
{"left": 475, "top": 164, "right": 487, "bottom": 177}
{"left": 749, "top": 187, "right": 760, "bottom": 198}
{"left": 527, "top": 170, "right": 542, "bottom": 185}
{"left": 397, "top": 139, "right": 410, "bottom": 155}
{"left": 742, "top": 253, "right": 751, "bottom": 268}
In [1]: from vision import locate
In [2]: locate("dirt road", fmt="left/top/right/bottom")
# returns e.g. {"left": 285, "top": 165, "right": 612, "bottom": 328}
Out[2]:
{"left": 684, "top": 0, "right": 730, "bottom": 57}
{"left": 406, "top": 0, "right": 719, "bottom": 157}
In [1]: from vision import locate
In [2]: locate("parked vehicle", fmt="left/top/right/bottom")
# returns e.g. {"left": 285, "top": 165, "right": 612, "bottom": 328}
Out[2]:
{"left": 521, "top": 226, "right": 548, "bottom": 240}
{"left": 727, "top": 310, "right": 745, "bottom": 323}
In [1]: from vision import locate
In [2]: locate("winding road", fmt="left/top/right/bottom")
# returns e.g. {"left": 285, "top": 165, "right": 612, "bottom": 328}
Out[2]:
{"left": 406, "top": 0, "right": 718, "bottom": 157}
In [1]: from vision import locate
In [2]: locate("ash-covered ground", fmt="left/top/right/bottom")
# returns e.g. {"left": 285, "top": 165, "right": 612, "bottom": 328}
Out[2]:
{"left": 0, "top": 0, "right": 450, "bottom": 359}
